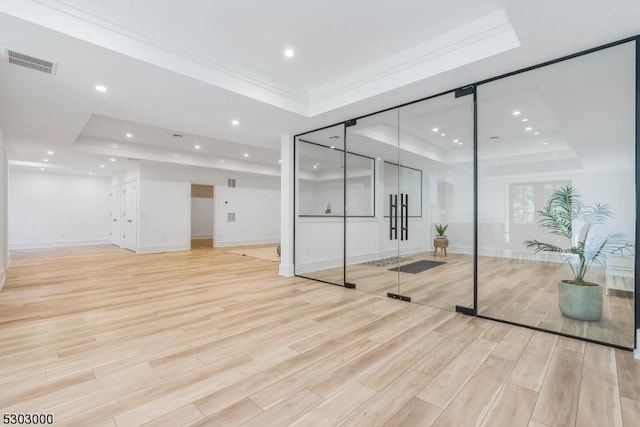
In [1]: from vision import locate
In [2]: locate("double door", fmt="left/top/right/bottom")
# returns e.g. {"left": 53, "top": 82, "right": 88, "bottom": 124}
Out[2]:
{"left": 295, "top": 90, "right": 474, "bottom": 311}
{"left": 110, "top": 182, "right": 137, "bottom": 251}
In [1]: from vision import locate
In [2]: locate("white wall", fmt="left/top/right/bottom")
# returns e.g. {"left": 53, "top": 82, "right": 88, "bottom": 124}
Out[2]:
{"left": 8, "top": 170, "right": 111, "bottom": 249}
{"left": 0, "top": 129, "right": 7, "bottom": 289}
{"left": 214, "top": 186, "right": 280, "bottom": 247}
{"left": 191, "top": 197, "right": 213, "bottom": 238}
{"left": 471, "top": 168, "right": 636, "bottom": 260}
{"left": 138, "top": 179, "right": 190, "bottom": 253}
{"left": 138, "top": 164, "right": 280, "bottom": 252}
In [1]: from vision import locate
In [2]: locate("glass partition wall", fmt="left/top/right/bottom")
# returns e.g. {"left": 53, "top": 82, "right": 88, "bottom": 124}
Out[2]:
{"left": 295, "top": 37, "right": 638, "bottom": 349}
{"left": 295, "top": 124, "right": 346, "bottom": 286}
{"left": 477, "top": 41, "right": 636, "bottom": 348}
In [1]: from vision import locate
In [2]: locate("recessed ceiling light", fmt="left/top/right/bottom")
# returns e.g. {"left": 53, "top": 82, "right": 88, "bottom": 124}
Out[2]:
{"left": 512, "top": 111, "right": 521, "bottom": 116}
{"left": 330, "top": 145, "right": 336, "bottom": 149}
{"left": 125, "top": 133, "right": 133, "bottom": 138}
{"left": 89, "top": 172, "right": 94, "bottom": 175}
{"left": 278, "top": 159, "right": 282, "bottom": 163}
{"left": 457, "top": 142, "right": 464, "bottom": 145}
{"left": 194, "top": 144, "right": 201, "bottom": 150}
{"left": 432, "top": 127, "right": 439, "bottom": 132}
{"left": 525, "top": 127, "right": 532, "bottom": 131}
{"left": 231, "top": 120, "right": 240, "bottom": 126}
{"left": 377, "top": 157, "right": 382, "bottom": 160}
{"left": 43, "top": 158, "right": 49, "bottom": 162}
{"left": 100, "top": 164, "right": 105, "bottom": 168}
{"left": 534, "top": 131, "right": 540, "bottom": 135}
{"left": 521, "top": 118, "right": 529, "bottom": 122}
{"left": 284, "top": 48, "right": 294, "bottom": 58}
{"left": 441, "top": 133, "right": 446, "bottom": 136}
{"left": 40, "top": 168, "right": 45, "bottom": 171}
{"left": 110, "top": 158, "right": 116, "bottom": 162}
{"left": 95, "top": 85, "right": 107, "bottom": 93}
{"left": 47, "top": 150, "right": 54, "bottom": 155}
{"left": 542, "top": 142, "right": 549, "bottom": 145}
{"left": 453, "top": 139, "right": 459, "bottom": 143}
{"left": 243, "top": 153, "right": 249, "bottom": 158}
{"left": 313, "top": 165, "right": 317, "bottom": 169}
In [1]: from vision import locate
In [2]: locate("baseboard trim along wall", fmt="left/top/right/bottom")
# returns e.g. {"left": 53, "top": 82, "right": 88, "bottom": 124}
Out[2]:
{"left": 191, "top": 234, "right": 213, "bottom": 239}
{"left": 136, "top": 244, "right": 191, "bottom": 254}
{"left": 214, "top": 239, "right": 279, "bottom": 248}
{"left": 9, "top": 239, "right": 111, "bottom": 250}
{"left": 295, "top": 245, "right": 427, "bottom": 275}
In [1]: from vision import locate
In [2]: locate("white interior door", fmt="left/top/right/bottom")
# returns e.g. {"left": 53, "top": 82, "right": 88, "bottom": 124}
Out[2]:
{"left": 122, "top": 182, "right": 137, "bottom": 251}
{"left": 110, "top": 186, "right": 121, "bottom": 246}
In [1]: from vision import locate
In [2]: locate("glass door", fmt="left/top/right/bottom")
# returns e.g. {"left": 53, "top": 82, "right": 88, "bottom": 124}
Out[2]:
{"left": 294, "top": 124, "right": 346, "bottom": 286}
{"left": 345, "top": 109, "right": 401, "bottom": 297}
{"left": 396, "top": 91, "right": 475, "bottom": 311}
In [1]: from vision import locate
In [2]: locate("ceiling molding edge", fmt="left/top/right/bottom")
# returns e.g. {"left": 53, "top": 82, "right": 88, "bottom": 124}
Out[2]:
{"left": 308, "top": 9, "right": 521, "bottom": 116}
{"left": 74, "top": 136, "right": 281, "bottom": 177}
{"left": 2, "top": 0, "right": 311, "bottom": 115}
{"left": 1, "top": 2, "right": 520, "bottom": 118}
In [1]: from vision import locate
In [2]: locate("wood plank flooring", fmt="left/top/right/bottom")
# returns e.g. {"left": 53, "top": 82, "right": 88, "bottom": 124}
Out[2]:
{"left": 306, "top": 252, "right": 634, "bottom": 348}
{"left": 0, "top": 244, "right": 638, "bottom": 426}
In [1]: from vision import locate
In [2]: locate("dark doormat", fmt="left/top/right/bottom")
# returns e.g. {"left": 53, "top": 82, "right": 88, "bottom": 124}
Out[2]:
{"left": 389, "top": 259, "right": 446, "bottom": 274}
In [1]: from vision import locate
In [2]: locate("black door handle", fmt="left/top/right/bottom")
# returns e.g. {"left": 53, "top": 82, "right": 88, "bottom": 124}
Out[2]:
{"left": 389, "top": 194, "right": 397, "bottom": 240}
{"left": 403, "top": 194, "right": 409, "bottom": 240}
{"left": 400, "top": 193, "right": 405, "bottom": 241}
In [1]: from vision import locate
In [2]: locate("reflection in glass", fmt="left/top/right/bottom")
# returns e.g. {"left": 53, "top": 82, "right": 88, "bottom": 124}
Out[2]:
{"left": 294, "top": 125, "right": 345, "bottom": 286}
{"left": 477, "top": 41, "right": 635, "bottom": 348}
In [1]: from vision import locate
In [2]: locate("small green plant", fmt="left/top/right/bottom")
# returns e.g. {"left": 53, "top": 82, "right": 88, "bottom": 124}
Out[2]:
{"left": 523, "top": 186, "right": 630, "bottom": 284}
{"left": 435, "top": 224, "right": 448, "bottom": 236}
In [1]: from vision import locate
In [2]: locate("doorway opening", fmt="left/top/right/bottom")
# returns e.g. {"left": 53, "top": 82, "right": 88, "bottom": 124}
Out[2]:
{"left": 191, "top": 184, "right": 214, "bottom": 249}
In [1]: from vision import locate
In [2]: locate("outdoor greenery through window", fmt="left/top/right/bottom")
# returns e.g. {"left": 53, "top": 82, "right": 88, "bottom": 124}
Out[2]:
{"left": 510, "top": 181, "right": 570, "bottom": 224}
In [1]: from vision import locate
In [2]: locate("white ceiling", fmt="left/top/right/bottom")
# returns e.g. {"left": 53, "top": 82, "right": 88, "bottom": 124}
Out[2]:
{"left": 0, "top": 0, "right": 639, "bottom": 179}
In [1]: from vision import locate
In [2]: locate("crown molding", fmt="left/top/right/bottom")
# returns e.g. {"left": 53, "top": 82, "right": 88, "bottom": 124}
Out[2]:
{"left": 1, "top": 1, "right": 520, "bottom": 117}
{"left": 308, "top": 10, "right": 520, "bottom": 115}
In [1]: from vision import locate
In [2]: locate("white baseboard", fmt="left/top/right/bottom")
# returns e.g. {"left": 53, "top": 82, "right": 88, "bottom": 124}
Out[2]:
{"left": 8, "top": 239, "right": 111, "bottom": 250}
{"left": 295, "top": 245, "right": 426, "bottom": 275}
{"left": 136, "top": 244, "right": 190, "bottom": 254}
{"left": 191, "top": 234, "right": 213, "bottom": 239}
{"left": 635, "top": 330, "right": 640, "bottom": 360}
{"left": 214, "top": 238, "right": 279, "bottom": 248}
{"left": 448, "top": 245, "right": 565, "bottom": 263}
{"left": 279, "top": 263, "right": 294, "bottom": 277}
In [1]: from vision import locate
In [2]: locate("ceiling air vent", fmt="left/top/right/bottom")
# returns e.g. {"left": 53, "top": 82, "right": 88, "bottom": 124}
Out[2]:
{"left": 227, "top": 213, "right": 236, "bottom": 223}
{"left": 227, "top": 178, "right": 236, "bottom": 188}
{"left": 6, "top": 49, "right": 57, "bottom": 75}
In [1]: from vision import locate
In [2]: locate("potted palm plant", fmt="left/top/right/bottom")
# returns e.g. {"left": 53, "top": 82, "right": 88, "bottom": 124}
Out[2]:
{"left": 523, "top": 186, "right": 630, "bottom": 321}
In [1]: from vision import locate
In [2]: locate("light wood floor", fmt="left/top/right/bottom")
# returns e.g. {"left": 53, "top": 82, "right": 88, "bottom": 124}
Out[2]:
{"left": 305, "top": 252, "right": 634, "bottom": 348}
{"left": 1, "top": 245, "right": 639, "bottom": 426}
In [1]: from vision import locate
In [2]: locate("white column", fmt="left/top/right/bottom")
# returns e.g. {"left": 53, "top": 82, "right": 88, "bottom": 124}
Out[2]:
{"left": 279, "top": 134, "right": 294, "bottom": 276}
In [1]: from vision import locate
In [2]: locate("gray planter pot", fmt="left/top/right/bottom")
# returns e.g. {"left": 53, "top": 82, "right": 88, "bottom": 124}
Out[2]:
{"left": 558, "top": 280, "right": 603, "bottom": 321}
